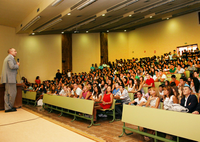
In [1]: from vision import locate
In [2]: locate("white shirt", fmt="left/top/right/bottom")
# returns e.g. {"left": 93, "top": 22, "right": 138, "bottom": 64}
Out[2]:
{"left": 134, "top": 97, "right": 147, "bottom": 105}
{"left": 128, "top": 85, "right": 134, "bottom": 92}
{"left": 92, "top": 93, "right": 102, "bottom": 101}
{"left": 67, "top": 72, "right": 71, "bottom": 77}
{"left": 59, "top": 89, "right": 67, "bottom": 96}
{"left": 176, "top": 68, "right": 185, "bottom": 74}
{"left": 184, "top": 95, "right": 190, "bottom": 107}
{"left": 75, "top": 87, "right": 82, "bottom": 96}
{"left": 116, "top": 89, "right": 131, "bottom": 104}
{"left": 163, "top": 95, "right": 174, "bottom": 108}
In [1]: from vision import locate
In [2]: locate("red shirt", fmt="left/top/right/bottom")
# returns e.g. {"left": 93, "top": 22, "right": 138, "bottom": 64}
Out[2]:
{"left": 145, "top": 78, "right": 155, "bottom": 87}
{"left": 35, "top": 79, "right": 41, "bottom": 84}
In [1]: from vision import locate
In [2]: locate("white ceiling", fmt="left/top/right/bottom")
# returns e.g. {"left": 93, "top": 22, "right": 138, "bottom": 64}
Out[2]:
{"left": 1, "top": 0, "right": 200, "bottom": 35}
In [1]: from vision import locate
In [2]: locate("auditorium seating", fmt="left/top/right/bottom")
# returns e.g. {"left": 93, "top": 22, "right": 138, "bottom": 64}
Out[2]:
{"left": 22, "top": 91, "right": 37, "bottom": 106}
{"left": 43, "top": 94, "right": 99, "bottom": 128}
{"left": 119, "top": 104, "right": 200, "bottom": 141}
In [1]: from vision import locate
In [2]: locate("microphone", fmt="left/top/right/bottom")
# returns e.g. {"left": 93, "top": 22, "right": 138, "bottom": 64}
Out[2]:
{"left": 17, "top": 58, "right": 19, "bottom": 62}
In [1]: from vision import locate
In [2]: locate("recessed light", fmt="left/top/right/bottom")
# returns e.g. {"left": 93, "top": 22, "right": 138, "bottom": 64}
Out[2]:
{"left": 150, "top": 16, "right": 152, "bottom": 18}
{"left": 32, "top": 33, "right": 35, "bottom": 35}
{"left": 68, "top": 13, "right": 71, "bottom": 16}
{"left": 124, "top": 30, "right": 127, "bottom": 32}
{"left": 129, "top": 15, "right": 132, "bottom": 17}
{"left": 102, "top": 14, "right": 105, "bottom": 16}
{"left": 167, "top": 18, "right": 169, "bottom": 20}
{"left": 61, "top": 32, "right": 64, "bottom": 34}
{"left": 107, "top": 30, "right": 109, "bottom": 32}
{"left": 86, "top": 31, "right": 88, "bottom": 33}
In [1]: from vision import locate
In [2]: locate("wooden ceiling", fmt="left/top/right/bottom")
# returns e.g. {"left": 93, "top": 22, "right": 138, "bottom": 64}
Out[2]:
{"left": 1, "top": 0, "right": 200, "bottom": 35}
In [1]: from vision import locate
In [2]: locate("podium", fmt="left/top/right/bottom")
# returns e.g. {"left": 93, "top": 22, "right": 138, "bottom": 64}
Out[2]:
{"left": 0, "top": 83, "right": 23, "bottom": 110}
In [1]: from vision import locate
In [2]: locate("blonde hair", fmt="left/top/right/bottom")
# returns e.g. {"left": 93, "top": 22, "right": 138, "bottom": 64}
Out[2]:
{"left": 150, "top": 87, "right": 159, "bottom": 97}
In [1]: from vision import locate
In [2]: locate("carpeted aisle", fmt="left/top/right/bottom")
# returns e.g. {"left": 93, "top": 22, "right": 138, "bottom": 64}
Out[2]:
{"left": 0, "top": 109, "right": 103, "bottom": 142}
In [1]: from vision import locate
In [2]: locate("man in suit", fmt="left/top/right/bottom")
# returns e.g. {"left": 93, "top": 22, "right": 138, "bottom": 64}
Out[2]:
{"left": 1, "top": 48, "right": 20, "bottom": 112}
{"left": 180, "top": 85, "right": 198, "bottom": 113}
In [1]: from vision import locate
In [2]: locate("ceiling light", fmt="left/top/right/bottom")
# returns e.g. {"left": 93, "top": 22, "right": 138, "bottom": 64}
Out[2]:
{"left": 67, "top": 13, "right": 71, "bottom": 15}
{"left": 21, "top": 16, "right": 41, "bottom": 31}
{"left": 162, "top": 15, "right": 172, "bottom": 20}
{"left": 144, "top": 13, "right": 155, "bottom": 19}
{"left": 102, "top": 14, "right": 105, "bottom": 16}
{"left": 34, "top": 18, "right": 62, "bottom": 32}
{"left": 107, "top": 30, "right": 109, "bottom": 32}
{"left": 51, "top": 0, "right": 64, "bottom": 7}
{"left": 32, "top": 33, "right": 35, "bottom": 35}
{"left": 77, "top": 0, "right": 96, "bottom": 10}
{"left": 61, "top": 32, "right": 64, "bottom": 34}
{"left": 124, "top": 30, "right": 127, "bottom": 32}
{"left": 86, "top": 31, "right": 88, "bottom": 33}
{"left": 129, "top": 15, "right": 132, "bottom": 17}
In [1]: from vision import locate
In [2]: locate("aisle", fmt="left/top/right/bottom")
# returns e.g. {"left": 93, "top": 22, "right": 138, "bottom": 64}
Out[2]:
{"left": 0, "top": 108, "right": 104, "bottom": 142}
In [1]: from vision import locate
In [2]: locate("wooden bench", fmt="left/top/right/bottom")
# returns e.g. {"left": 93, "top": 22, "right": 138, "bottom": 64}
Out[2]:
{"left": 42, "top": 94, "right": 100, "bottom": 128}
{"left": 22, "top": 91, "right": 37, "bottom": 106}
{"left": 119, "top": 105, "right": 200, "bottom": 142}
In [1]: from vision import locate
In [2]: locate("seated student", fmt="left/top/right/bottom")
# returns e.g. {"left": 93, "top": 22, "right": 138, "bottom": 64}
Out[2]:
{"left": 190, "top": 77, "right": 199, "bottom": 95}
{"left": 114, "top": 84, "right": 131, "bottom": 118}
{"left": 163, "top": 86, "right": 178, "bottom": 109}
{"left": 112, "top": 82, "right": 120, "bottom": 95}
{"left": 175, "top": 64, "right": 185, "bottom": 75}
{"left": 127, "top": 79, "right": 134, "bottom": 92}
{"left": 59, "top": 85, "right": 68, "bottom": 96}
{"left": 143, "top": 87, "right": 151, "bottom": 100}
{"left": 187, "top": 60, "right": 196, "bottom": 72}
{"left": 143, "top": 87, "right": 160, "bottom": 141}
{"left": 114, "top": 84, "right": 131, "bottom": 104}
{"left": 129, "top": 91, "right": 147, "bottom": 106}
{"left": 180, "top": 85, "right": 198, "bottom": 113}
{"left": 90, "top": 85, "right": 102, "bottom": 102}
{"left": 55, "top": 86, "right": 61, "bottom": 95}
{"left": 169, "top": 64, "right": 176, "bottom": 74}
{"left": 143, "top": 72, "right": 155, "bottom": 87}
{"left": 193, "top": 70, "right": 200, "bottom": 82}
{"left": 36, "top": 84, "right": 47, "bottom": 101}
{"left": 93, "top": 86, "right": 113, "bottom": 121}
{"left": 48, "top": 85, "right": 56, "bottom": 95}
{"left": 32, "top": 83, "right": 39, "bottom": 91}
{"left": 170, "top": 75, "right": 179, "bottom": 87}
{"left": 178, "top": 77, "right": 187, "bottom": 88}
{"left": 79, "top": 85, "right": 91, "bottom": 100}
{"left": 158, "top": 85, "right": 164, "bottom": 99}
{"left": 146, "top": 87, "right": 160, "bottom": 108}
{"left": 72, "top": 83, "right": 82, "bottom": 98}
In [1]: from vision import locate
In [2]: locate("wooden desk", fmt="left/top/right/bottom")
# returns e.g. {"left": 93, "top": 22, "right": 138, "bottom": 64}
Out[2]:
{"left": 0, "top": 83, "right": 23, "bottom": 110}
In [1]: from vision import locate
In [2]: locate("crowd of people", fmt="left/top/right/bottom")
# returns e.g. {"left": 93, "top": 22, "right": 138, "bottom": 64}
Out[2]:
{"left": 22, "top": 48, "right": 200, "bottom": 118}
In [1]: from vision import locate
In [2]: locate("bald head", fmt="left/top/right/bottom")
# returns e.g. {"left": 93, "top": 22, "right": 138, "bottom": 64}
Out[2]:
{"left": 8, "top": 48, "right": 17, "bottom": 57}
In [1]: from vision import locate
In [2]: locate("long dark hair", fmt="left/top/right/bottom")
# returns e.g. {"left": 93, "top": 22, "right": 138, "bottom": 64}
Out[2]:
{"left": 192, "top": 77, "right": 199, "bottom": 93}
{"left": 94, "top": 86, "right": 101, "bottom": 98}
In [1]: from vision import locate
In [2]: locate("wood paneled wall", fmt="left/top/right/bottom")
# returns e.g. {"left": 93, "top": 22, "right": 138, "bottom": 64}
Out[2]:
{"left": 100, "top": 32, "right": 108, "bottom": 64}
{"left": 62, "top": 33, "right": 72, "bottom": 72}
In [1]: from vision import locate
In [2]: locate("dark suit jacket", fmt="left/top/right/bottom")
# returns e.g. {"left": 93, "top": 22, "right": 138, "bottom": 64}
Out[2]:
{"left": 195, "top": 98, "right": 200, "bottom": 113}
{"left": 180, "top": 95, "right": 198, "bottom": 113}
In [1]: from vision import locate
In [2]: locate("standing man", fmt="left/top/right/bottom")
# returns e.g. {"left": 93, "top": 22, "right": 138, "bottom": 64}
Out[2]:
{"left": 1, "top": 48, "right": 20, "bottom": 112}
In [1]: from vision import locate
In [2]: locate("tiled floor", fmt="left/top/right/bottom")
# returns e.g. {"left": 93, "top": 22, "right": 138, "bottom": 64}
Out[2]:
{"left": 23, "top": 104, "right": 144, "bottom": 142}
